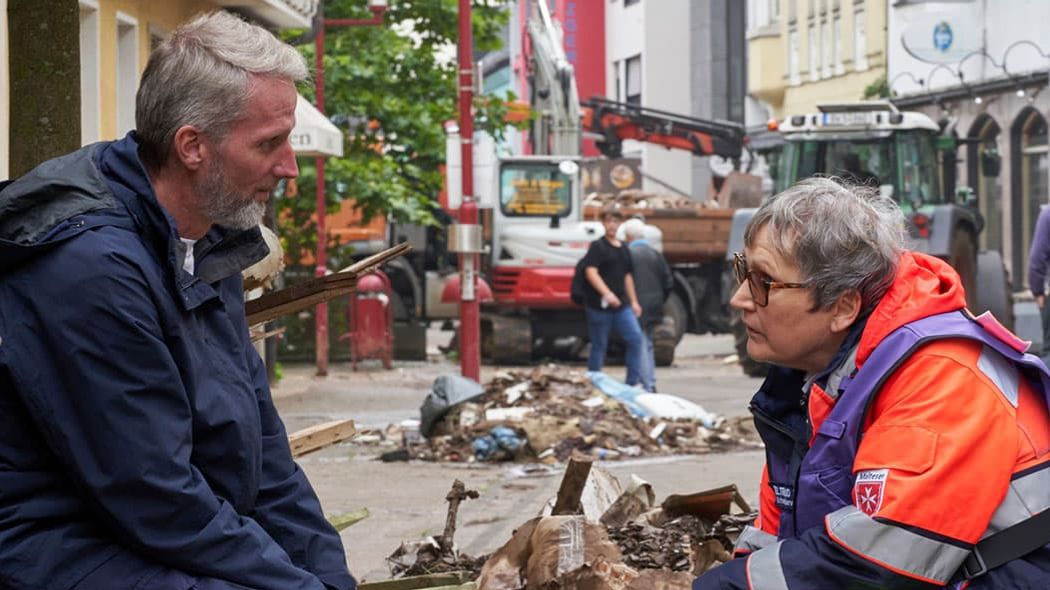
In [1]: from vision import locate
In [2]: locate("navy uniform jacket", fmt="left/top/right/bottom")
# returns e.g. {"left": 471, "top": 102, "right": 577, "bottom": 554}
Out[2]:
{"left": 0, "top": 135, "right": 356, "bottom": 590}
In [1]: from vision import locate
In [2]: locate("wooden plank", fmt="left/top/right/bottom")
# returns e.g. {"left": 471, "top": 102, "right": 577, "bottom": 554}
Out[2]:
{"left": 551, "top": 454, "right": 593, "bottom": 515}
{"left": 245, "top": 242, "right": 412, "bottom": 326}
{"left": 288, "top": 419, "right": 357, "bottom": 458}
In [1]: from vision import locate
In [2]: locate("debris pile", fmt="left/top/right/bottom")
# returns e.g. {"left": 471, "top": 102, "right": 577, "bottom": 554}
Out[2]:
{"left": 385, "top": 479, "right": 489, "bottom": 580}
{"left": 382, "top": 457, "right": 756, "bottom": 590}
{"left": 361, "top": 367, "right": 761, "bottom": 464}
{"left": 583, "top": 190, "right": 709, "bottom": 211}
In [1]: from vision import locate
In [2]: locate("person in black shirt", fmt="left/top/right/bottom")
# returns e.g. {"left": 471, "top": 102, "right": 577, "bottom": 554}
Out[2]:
{"left": 580, "top": 207, "right": 646, "bottom": 385}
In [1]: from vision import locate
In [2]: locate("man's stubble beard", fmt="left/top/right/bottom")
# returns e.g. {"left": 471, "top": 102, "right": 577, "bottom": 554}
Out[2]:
{"left": 196, "top": 160, "right": 267, "bottom": 231}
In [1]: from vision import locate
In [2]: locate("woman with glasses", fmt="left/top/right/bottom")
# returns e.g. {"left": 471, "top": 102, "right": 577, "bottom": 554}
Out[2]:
{"left": 694, "top": 177, "right": 1050, "bottom": 589}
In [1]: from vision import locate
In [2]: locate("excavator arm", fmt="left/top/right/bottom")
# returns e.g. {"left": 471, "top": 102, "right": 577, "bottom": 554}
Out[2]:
{"left": 581, "top": 97, "right": 746, "bottom": 161}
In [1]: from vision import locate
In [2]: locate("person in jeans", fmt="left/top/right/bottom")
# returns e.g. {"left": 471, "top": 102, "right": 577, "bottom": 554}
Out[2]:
{"left": 580, "top": 207, "right": 645, "bottom": 385}
{"left": 624, "top": 219, "right": 673, "bottom": 391}
{"left": 1027, "top": 205, "right": 1050, "bottom": 363}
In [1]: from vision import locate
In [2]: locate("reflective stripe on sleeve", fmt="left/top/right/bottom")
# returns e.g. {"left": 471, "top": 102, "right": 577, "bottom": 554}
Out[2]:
{"left": 985, "top": 464, "right": 1050, "bottom": 538}
{"left": 746, "top": 541, "right": 789, "bottom": 590}
{"left": 735, "top": 525, "right": 778, "bottom": 554}
{"left": 976, "top": 344, "right": 1019, "bottom": 407}
{"left": 826, "top": 505, "right": 970, "bottom": 585}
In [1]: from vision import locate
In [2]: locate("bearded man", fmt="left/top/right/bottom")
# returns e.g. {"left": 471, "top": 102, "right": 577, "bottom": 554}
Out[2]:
{"left": 0, "top": 11, "right": 357, "bottom": 590}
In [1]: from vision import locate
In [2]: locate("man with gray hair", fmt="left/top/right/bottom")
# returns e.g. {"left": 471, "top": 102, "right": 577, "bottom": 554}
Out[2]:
{"left": 0, "top": 11, "right": 356, "bottom": 590}
{"left": 693, "top": 177, "right": 1050, "bottom": 588}
{"left": 623, "top": 218, "right": 672, "bottom": 392}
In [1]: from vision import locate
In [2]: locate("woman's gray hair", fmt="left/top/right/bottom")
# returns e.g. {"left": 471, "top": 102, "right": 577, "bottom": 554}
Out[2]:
{"left": 744, "top": 177, "right": 907, "bottom": 315}
{"left": 136, "top": 10, "right": 308, "bottom": 168}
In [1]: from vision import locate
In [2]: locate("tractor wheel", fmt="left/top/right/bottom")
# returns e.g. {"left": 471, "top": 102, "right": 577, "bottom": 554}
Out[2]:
{"left": 974, "top": 250, "right": 1015, "bottom": 330}
{"left": 949, "top": 226, "right": 979, "bottom": 310}
{"left": 731, "top": 310, "right": 768, "bottom": 377}
{"left": 663, "top": 292, "right": 689, "bottom": 343}
{"left": 653, "top": 321, "right": 677, "bottom": 367}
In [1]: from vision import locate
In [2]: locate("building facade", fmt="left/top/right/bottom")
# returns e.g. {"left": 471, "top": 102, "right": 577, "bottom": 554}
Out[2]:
{"left": 888, "top": 0, "right": 1050, "bottom": 292}
{"left": 604, "top": 0, "right": 747, "bottom": 199}
{"left": 1, "top": 0, "right": 318, "bottom": 179}
{"left": 747, "top": 0, "right": 887, "bottom": 120}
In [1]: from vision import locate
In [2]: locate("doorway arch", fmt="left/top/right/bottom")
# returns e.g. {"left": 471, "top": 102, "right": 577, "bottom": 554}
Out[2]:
{"left": 1010, "top": 107, "right": 1048, "bottom": 291}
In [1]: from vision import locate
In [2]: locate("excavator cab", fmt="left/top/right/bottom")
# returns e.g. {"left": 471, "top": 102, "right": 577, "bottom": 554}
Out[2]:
{"left": 498, "top": 159, "right": 576, "bottom": 220}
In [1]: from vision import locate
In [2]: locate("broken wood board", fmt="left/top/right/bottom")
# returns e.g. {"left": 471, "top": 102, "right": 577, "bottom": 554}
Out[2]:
{"left": 661, "top": 484, "right": 751, "bottom": 520}
{"left": 246, "top": 242, "right": 411, "bottom": 326}
{"left": 288, "top": 419, "right": 357, "bottom": 458}
{"left": 551, "top": 454, "right": 593, "bottom": 515}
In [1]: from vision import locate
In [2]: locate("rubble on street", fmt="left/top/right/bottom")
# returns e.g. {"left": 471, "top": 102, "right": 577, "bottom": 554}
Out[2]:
{"left": 381, "top": 457, "right": 756, "bottom": 590}
{"left": 357, "top": 366, "right": 761, "bottom": 464}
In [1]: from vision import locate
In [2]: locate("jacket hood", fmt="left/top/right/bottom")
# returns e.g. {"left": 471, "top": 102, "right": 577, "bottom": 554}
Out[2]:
{"left": 0, "top": 144, "right": 121, "bottom": 269}
{"left": 856, "top": 251, "right": 968, "bottom": 366}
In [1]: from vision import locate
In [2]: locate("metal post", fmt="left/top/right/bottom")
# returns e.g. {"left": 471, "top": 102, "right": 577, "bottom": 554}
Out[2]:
{"left": 314, "top": 25, "right": 329, "bottom": 377}
{"left": 457, "top": 0, "right": 481, "bottom": 381}
{"left": 311, "top": 3, "right": 387, "bottom": 377}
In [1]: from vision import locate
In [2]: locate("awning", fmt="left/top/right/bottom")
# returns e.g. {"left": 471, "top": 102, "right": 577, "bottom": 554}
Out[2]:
{"left": 290, "top": 94, "right": 344, "bottom": 158}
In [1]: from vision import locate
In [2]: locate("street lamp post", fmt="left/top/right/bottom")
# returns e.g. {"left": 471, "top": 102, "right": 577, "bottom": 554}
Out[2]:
{"left": 454, "top": 0, "right": 482, "bottom": 381}
{"left": 313, "top": 0, "right": 387, "bottom": 377}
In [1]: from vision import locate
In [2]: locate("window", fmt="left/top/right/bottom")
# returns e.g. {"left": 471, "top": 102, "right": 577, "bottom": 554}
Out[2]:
{"left": 625, "top": 54, "right": 641, "bottom": 105}
{"left": 748, "top": 0, "right": 781, "bottom": 31}
{"left": 898, "top": 131, "right": 942, "bottom": 211}
{"left": 808, "top": 26, "right": 819, "bottom": 82}
{"left": 821, "top": 17, "right": 832, "bottom": 78}
{"left": 499, "top": 161, "right": 574, "bottom": 218}
{"left": 788, "top": 29, "right": 800, "bottom": 86}
{"left": 80, "top": 0, "right": 100, "bottom": 144}
{"left": 613, "top": 59, "right": 622, "bottom": 102}
{"left": 625, "top": 0, "right": 640, "bottom": 6}
{"left": 833, "top": 14, "right": 843, "bottom": 74}
{"left": 1017, "top": 111, "right": 1048, "bottom": 287}
{"left": 115, "top": 12, "right": 139, "bottom": 137}
{"left": 967, "top": 115, "right": 1002, "bottom": 253}
{"left": 853, "top": 7, "right": 867, "bottom": 71}
{"left": 788, "top": 0, "right": 797, "bottom": 22}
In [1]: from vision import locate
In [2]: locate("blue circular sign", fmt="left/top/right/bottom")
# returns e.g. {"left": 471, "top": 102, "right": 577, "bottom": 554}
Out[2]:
{"left": 933, "top": 22, "right": 953, "bottom": 53}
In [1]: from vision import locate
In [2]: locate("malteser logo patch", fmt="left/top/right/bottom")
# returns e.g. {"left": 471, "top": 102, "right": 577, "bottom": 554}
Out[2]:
{"left": 854, "top": 469, "right": 888, "bottom": 516}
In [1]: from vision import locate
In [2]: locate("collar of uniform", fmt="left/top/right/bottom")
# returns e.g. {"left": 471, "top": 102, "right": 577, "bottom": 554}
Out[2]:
{"left": 803, "top": 316, "right": 869, "bottom": 398}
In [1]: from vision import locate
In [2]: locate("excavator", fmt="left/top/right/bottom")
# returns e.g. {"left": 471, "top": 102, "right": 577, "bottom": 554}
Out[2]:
{"left": 469, "top": 0, "right": 749, "bottom": 364}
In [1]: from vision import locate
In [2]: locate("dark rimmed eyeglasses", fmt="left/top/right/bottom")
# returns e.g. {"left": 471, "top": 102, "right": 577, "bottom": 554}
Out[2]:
{"left": 732, "top": 252, "right": 809, "bottom": 307}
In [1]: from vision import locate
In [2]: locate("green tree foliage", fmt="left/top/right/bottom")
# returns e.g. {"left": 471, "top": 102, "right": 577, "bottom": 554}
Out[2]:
{"left": 862, "top": 74, "right": 889, "bottom": 100}
{"left": 279, "top": 0, "right": 517, "bottom": 266}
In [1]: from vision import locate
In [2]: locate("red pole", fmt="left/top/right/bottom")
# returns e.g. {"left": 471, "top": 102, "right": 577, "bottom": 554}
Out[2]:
{"left": 457, "top": 0, "right": 480, "bottom": 381}
{"left": 314, "top": 25, "right": 329, "bottom": 377}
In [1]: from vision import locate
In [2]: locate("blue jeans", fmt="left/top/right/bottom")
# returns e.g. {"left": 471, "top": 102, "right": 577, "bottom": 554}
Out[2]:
{"left": 586, "top": 305, "right": 645, "bottom": 387}
{"left": 638, "top": 326, "right": 656, "bottom": 392}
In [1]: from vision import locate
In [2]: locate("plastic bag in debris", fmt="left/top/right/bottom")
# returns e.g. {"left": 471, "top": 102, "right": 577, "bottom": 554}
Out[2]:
{"left": 634, "top": 393, "right": 724, "bottom": 429}
{"left": 476, "top": 516, "right": 637, "bottom": 590}
{"left": 419, "top": 374, "right": 485, "bottom": 438}
{"left": 587, "top": 373, "right": 724, "bottom": 429}
{"left": 586, "top": 372, "right": 647, "bottom": 417}
{"left": 472, "top": 426, "right": 526, "bottom": 461}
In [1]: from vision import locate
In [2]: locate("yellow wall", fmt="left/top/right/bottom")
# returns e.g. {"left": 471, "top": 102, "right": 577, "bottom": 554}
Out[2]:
{"left": 749, "top": 0, "right": 887, "bottom": 119}
{"left": 94, "top": 0, "right": 216, "bottom": 140}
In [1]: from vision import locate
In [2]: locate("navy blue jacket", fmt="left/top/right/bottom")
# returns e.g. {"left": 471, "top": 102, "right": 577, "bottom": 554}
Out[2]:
{"left": 0, "top": 135, "right": 356, "bottom": 590}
